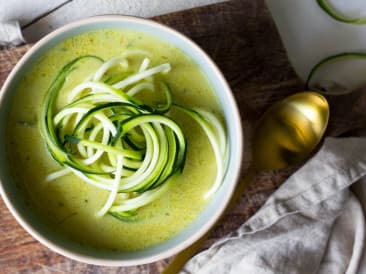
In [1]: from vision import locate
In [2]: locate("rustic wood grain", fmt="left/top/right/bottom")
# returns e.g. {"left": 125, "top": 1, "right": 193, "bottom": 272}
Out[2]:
{"left": 1, "top": 0, "right": 366, "bottom": 273}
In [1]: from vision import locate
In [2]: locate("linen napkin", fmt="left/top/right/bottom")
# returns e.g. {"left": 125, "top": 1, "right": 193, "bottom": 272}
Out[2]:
{"left": 183, "top": 137, "right": 366, "bottom": 274}
{"left": 0, "top": 21, "right": 24, "bottom": 47}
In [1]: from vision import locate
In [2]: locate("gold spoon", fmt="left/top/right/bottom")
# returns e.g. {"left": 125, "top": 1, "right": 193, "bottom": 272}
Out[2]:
{"left": 162, "top": 91, "right": 330, "bottom": 274}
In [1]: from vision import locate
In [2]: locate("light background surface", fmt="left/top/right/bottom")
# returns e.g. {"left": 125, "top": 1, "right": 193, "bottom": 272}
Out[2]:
{"left": 0, "top": 0, "right": 226, "bottom": 42}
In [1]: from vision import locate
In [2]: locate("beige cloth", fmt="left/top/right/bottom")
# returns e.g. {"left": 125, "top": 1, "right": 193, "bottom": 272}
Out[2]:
{"left": 0, "top": 21, "right": 24, "bottom": 47}
{"left": 184, "top": 137, "right": 366, "bottom": 274}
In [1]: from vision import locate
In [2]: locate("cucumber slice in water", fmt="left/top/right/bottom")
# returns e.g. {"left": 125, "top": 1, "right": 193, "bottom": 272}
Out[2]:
{"left": 306, "top": 52, "right": 366, "bottom": 95}
{"left": 317, "top": 0, "right": 366, "bottom": 24}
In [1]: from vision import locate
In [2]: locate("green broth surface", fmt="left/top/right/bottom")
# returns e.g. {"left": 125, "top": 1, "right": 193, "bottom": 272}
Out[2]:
{"left": 6, "top": 29, "right": 222, "bottom": 251}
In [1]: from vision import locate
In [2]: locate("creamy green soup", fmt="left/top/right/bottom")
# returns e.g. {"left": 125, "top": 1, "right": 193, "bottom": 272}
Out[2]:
{"left": 6, "top": 29, "right": 222, "bottom": 251}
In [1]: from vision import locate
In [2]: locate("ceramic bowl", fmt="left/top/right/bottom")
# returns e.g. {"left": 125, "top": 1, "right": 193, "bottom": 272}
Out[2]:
{"left": 0, "top": 16, "right": 243, "bottom": 266}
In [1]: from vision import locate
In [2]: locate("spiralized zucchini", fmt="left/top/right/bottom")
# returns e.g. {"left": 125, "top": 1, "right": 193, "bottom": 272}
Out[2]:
{"left": 41, "top": 51, "right": 227, "bottom": 220}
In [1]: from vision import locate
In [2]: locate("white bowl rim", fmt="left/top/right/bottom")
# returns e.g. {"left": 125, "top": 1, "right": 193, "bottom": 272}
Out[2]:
{"left": 0, "top": 15, "right": 243, "bottom": 266}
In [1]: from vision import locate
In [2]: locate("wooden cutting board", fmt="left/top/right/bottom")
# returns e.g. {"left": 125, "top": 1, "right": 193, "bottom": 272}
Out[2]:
{"left": 1, "top": 0, "right": 366, "bottom": 273}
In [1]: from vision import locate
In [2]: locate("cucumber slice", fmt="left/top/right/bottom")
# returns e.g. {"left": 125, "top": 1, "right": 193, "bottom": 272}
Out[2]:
{"left": 306, "top": 52, "right": 366, "bottom": 95}
{"left": 317, "top": 0, "right": 366, "bottom": 24}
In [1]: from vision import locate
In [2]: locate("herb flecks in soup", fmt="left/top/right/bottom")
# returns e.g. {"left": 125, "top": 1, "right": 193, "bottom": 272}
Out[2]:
{"left": 7, "top": 30, "right": 226, "bottom": 251}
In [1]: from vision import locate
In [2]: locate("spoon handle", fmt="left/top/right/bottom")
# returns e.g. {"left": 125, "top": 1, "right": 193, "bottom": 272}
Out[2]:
{"left": 162, "top": 167, "right": 256, "bottom": 274}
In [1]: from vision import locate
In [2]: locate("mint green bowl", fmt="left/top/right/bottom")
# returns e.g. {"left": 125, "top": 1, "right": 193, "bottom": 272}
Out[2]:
{"left": 0, "top": 16, "right": 243, "bottom": 266}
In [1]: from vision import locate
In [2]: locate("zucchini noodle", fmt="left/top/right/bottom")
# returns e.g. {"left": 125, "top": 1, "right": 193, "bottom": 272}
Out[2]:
{"left": 41, "top": 52, "right": 227, "bottom": 220}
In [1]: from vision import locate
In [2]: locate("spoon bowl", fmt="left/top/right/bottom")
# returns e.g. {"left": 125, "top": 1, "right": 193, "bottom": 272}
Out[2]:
{"left": 253, "top": 92, "right": 329, "bottom": 171}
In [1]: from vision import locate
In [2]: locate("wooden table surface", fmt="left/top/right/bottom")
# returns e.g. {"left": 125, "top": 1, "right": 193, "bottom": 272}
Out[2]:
{"left": 1, "top": 0, "right": 366, "bottom": 273}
